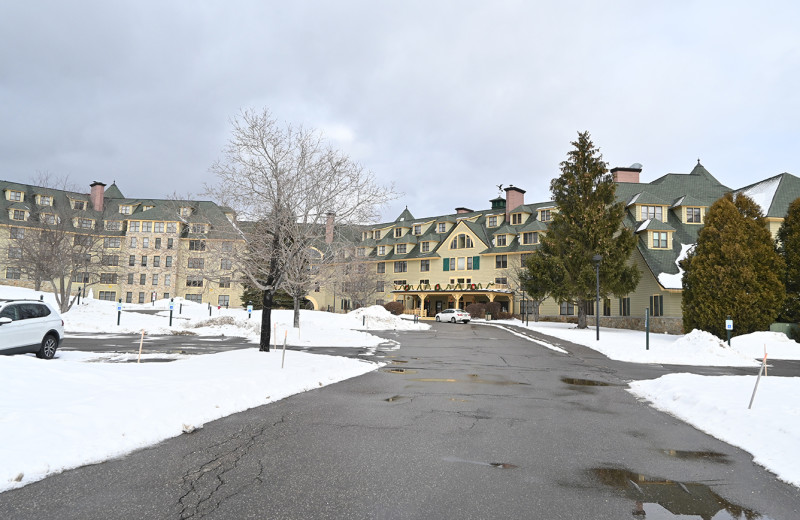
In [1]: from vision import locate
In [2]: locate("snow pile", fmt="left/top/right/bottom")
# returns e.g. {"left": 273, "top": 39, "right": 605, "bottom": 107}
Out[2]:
{"left": 630, "top": 373, "right": 800, "bottom": 487}
{"left": 657, "top": 243, "right": 694, "bottom": 289}
{"left": 347, "top": 305, "right": 429, "bottom": 331}
{"left": 669, "top": 329, "right": 758, "bottom": 364}
{"left": 0, "top": 349, "right": 380, "bottom": 493}
{"left": 737, "top": 175, "right": 781, "bottom": 215}
{"left": 731, "top": 331, "right": 800, "bottom": 359}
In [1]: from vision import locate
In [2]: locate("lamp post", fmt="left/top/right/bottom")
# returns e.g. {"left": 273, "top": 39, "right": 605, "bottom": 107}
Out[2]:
{"left": 592, "top": 254, "right": 602, "bottom": 341}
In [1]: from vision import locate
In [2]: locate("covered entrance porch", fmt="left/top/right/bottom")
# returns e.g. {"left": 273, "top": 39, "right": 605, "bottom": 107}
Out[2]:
{"left": 392, "top": 284, "right": 514, "bottom": 318}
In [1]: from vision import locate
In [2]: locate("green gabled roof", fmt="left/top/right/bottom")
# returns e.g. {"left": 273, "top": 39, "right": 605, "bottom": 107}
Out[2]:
{"left": 671, "top": 194, "right": 707, "bottom": 208}
{"left": 626, "top": 190, "right": 671, "bottom": 207}
{"left": 395, "top": 207, "right": 415, "bottom": 223}
{"left": 635, "top": 219, "right": 676, "bottom": 232}
{"left": 736, "top": 172, "right": 800, "bottom": 218}
{"left": 104, "top": 183, "right": 125, "bottom": 199}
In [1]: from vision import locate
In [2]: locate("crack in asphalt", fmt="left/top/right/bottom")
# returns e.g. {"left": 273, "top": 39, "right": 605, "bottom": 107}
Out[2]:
{"left": 176, "top": 415, "right": 286, "bottom": 519}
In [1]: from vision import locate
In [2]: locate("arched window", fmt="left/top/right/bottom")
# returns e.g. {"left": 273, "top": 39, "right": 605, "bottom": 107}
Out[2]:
{"left": 450, "top": 234, "right": 473, "bottom": 249}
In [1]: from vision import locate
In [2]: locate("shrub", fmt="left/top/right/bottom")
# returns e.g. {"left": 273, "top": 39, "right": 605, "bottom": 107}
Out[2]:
{"left": 383, "top": 301, "right": 404, "bottom": 315}
{"left": 485, "top": 301, "right": 501, "bottom": 318}
{"left": 495, "top": 311, "right": 514, "bottom": 320}
{"left": 466, "top": 303, "right": 486, "bottom": 319}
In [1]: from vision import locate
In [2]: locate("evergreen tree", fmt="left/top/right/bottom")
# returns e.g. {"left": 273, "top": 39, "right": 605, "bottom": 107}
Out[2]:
{"left": 681, "top": 192, "right": 785, "bottom": 338}
{"left": 777, "top": 197, "right": 800, "bottom": 323}
{"left": 531, "top": 131, "right": 640, "bottom": 328}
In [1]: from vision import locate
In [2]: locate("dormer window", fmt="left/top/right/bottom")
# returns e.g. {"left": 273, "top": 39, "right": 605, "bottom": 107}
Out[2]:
{"left": 687, "top": 207, "right": 702, "bottom": 223}
{"left": 641, "top": 205, "right": 663, "bottom": 221}
{"left": 522, "top": 232, "right": 539, "bottom": 245}
{"left": 421, "top": 241, "right": 430, "bottom": 253}
{"left": 496, "top": 234, "right": 507, "bottom": 246}
{"left": 119, "top": 205, "right": 133, "bottom": 215}
{"left": 77, "top": 218, "right": 94, "bottom": 229}
{"left": 413, "top": 224, "right": 422, "bottom": 235}
{"left": 374, "top": 230, "right": 381, "bottom": 239}
{"left": 7, "top": 190, "right": 23, "bottom": 202}
{"left": 396, "top": 244, "right": 407, "bottom": 254}
{"left": 488, "top": 216, "right": 498, "bottom": 227}
{"left": 356, "top": 247, "right": 365, "bottom": 257}
{"left": 437, "top": 223, "right": 446, "bottom": 233}
{"left": 143, "top": 205, "right": 154, "bottom": 211}
{"left": 378, "top": 245, "right": 386, "bottom": 255}
{"left": 652, "top": 231, "right": 668, "bottom": 249}
{"left": 41, "top": 213, "right": 56, "bottom": 225}
{"left": 180, "top": 207, "right": 192, "bottom": 217}
{"left": 38, "top": 195, "right": 52, "bottom": 206}
{"left": 540, "top": 209, "right": 551, "bottom": 222}
{"left": 511, "top": 213, "right": 523, "bottom": 225}
{"left": 394, "top": 228, "right": 403, "bottom": 238}
{"left": 11, "top": 209, "right": 27, "bottom": 221}
{"left": 72, "top": 200, "right": 86, "bottom": 210}
{"left": 450, "top": 234, "right": 473, "bottom": 249}
{"left": 106, "top": 221, "right": 122, "bottom": 231}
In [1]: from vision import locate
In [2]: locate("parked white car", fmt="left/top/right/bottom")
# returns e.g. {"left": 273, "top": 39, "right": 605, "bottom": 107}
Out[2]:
{"left": 435, "top": 308, "right": 471, "bottom": 323}
{"left": 0, "top": 299, "right": 64, "bottom": 359}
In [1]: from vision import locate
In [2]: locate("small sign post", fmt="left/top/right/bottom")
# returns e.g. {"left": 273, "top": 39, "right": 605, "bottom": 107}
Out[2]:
{"left": 645, "top": 308, "right": 650, "bottom": 350}
{"left": 247, "top": 304, "right": 253, "bottom": 319}
{"left": 117, "top": 299, "right": 122, "bottom": 326}
{"left": 169, "top": 298, "right": 174, "bottom": 327}
{"left": 726, "top": 316, "right": 733, "bottom": 346}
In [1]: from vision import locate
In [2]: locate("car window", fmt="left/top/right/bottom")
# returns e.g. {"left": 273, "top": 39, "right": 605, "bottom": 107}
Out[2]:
{"left": 0, "top": 305, "right": 19, "bottom": 321}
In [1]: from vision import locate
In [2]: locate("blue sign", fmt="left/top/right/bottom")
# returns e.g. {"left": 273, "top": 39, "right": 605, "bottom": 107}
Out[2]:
{"left": 247, "top": 305, "right": 253, "bottom": 313}
{"left": 726, "top": 319, "right": 733, "bottom": 331}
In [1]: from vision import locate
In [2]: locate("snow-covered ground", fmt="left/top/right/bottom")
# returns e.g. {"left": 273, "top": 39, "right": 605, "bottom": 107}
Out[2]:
{"left": 2, "top": 286, "right": 799, "bottom": 490}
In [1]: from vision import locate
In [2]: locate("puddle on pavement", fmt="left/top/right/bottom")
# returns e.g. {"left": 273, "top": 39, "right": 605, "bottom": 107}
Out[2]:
{"left": 383, "top": 368, "right": 418, "bottom": 374}
{"left": 660, "top": 450, "right": 731, "bottom": 463}
{"left": 561, "top": 377, "right": 616, "bottom": 387}
{"left": 410, "top": 378, "right": 528, "bottom": 385}
{"left": 390, "top": 360, "right": 408, "bottom": 364}
{"left": 591, "top": 467, "right": 772, "bottom": 519}
{"left": 384, "top": 395, "right": 408, "bottom": 402}
{"left": 443, "top": 456, "right": 518, "bottom": 469}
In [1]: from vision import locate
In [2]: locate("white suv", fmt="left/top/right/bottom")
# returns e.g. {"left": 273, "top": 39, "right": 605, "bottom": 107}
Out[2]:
{"left": 0, "top": 299, "right": 64, "bottom": 359}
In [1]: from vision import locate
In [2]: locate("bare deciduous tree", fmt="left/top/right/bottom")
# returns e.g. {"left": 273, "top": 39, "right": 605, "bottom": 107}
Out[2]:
{"left": 206, "top": 108, "right": 396, "bottom": 351}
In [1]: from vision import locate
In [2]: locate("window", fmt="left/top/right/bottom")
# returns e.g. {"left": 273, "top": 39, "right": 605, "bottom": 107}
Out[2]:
{"left": 99, "top": 291, "right": 116, "bottom": 301}
{"left": 522, "top": 232, "right": 538, "bottom": 245}
{"left": 6, "top": 267, "right": 21, "bottom": 279}
{"left": 394, "top": 228, "right": 402, "bottom": 238}
{"left": 603, "top": 298, "right": 611, "bottom": 317}
{"left": 394, "top": 261, "right": 407, "bottom": 273}
{"left": 126, "top": 292, "right": 133, "bottom": 303}
{"left": 437, "top": 223, "right": 446, "bottom": 233}
{"left": 152, "top": 274, "right": 159, "bottom": 285}
{"left": 119, "top": 205, "right": 132, "bottom": 215}
{"left": 140, "top": 274, "right": 147, "bottom": 285}
{"left": 129, "top": 221, "right": 140, "bottom": 232}
{"left": 36, "top": 195, "right": 51, "bottom": 207}
{"left": 378, "top": 246, "right": 386, "bottom": 255}
{"left": 413, "top": 224, "right": 422, "bottom": 235}
{"left": 166, "top": 256, "right": 173, "bottom": 267}
{"left": 10, "top": 227, "right": 24, "bottom": 239}
{"left": 419, "top": 279, "right": 430, "bottom": 286}
{"left": 650, "top": 295, "right": 664, "bottom": 317}
{"left": 100, "top": 273, "right": 118, "bottom": 284}
{"left": 496, "top": 255, "right": 507, "bottom": 269}
{"left": 376, "top": 281, "right": 385, "bottom": 292}
{"left": 191, "top": 224, "right": 207, "bottom": 234}
{"left": 129, "top": 255, "right": 136, "bottom": 266}
{"left": 377, "top": 262, "right": 385, "bottom": 274}
{"left": 153, "top": 256, "right": 160, "bottom": 267}
{"left": 73, "top": 200, "right": 85, "bottom": 210}
{"left": 185, "top": 294, "right": 202, "bottom": 303}
{"left": 421, "top": 241, "right": 430, "bottom": 253}
{"left": 104, "top": 237, "right": 121, "bottom": 248}
{"left": 488, "top": 216, "right": 497, "bottom": 227}
{"left": 8, "top": 246, "right": 22, "bottom": 259}
{"left": 141, "top": 255, "right": 148, "bottom": 267}
{"left": 106, "top": 221, "right": 121, "bottom": 231}
{"left": 167, "top": 238, "right": 174, "bottom": 249}
{"left": 560, "top": 302, "right": 575, "bottom": 315}
{"left": 78, "top": 218, "right": 93, "bottom": 229}
{"left": 142, "top": 237, "right": 149, "bottom": 249}
{"left": 420, "top": 259, "right": 430, "bottom": 272}
{"left": 221, "top": 242, "right": 233, "bottom": 252}
{"left": 687, "top": 207, "right": 702, "bottom": 223}
{"left": 41, "top": 213, "right": 56, "bottom": 224}
{"left": 164, "top": 274, "right": 171, "bottom": 286}
{"left": 186, "top": 276, "right": 204, "bottom": 287}
{"left": 139, "top": 292, "right": 145, "bottom": 304}
{"left": 72, "top": 272, "right": 89, "bottom": 283}
{"left": 130, "top": 237, "right": 138, "bottom": 248}
{"left": 128, "top": 273, "right": 134, "bottom": 284}
{"left": 154, "top": 238, "right": 161, "bottom": 249}
{"left": 154, "top": 222, "right": 164, "bottom": 233}
{"left": 12, "top": 209, "right": 26, "bottom": 221}
{"left": 218, "top": 295, "right": 230, "bottom": 307}
{"left": 141, "top": 222, "right": 152, "bottom": 233}
{"left": 511, "top": 213, "right": 522, "bottom": 225}
{"left": 393, "top": 280, "right": 407, "bottom": 286}
{"left": 641, "top": 205, "right": 663, "bottom": 221}
{"left": 189, "top": 240, "right": 206, "bottom": 251}
{"left": 540, "top": 209, "right": 551, "bottom": 222}
{"left": 8, "top": 190, "right": 22, "bottom": 201}
{"left": 619, "top": 297, "right": 630, "bottom": 317}
{"left": 450, "top": 234, "right": 473, "bottom": 249}
{"left": 374, "top": 230, "right": 381, "bottom": 239}
{"left": 356, "top": 247, "right": 365, "bottom": 257}
{"left": 167, "top": 222, "right": 177, "bottom": 233}
{"left": 495, "top": 234, "right": 507, "bottom": 246}
{"left": 188, "top": 258, "right": 204, "bottom": 269}
{"left": 220, "top": 277, "right": 231, "bottom": 288}
{"left": 457, "top": 257, "right": 465, "bottom": 270}
{"left": 653, "top": 232, "right": 668, "bottom": 249}
{"left": 220, "top": 258, "right": 232, "bottom": 270}
{"left": 102, "top": 255, "right": 119, "bottom": 266}
{"left": 180, "top": 207, "right": 192, "bottom": 217}
{"left": 396, "top": 244, "right": 407, "bottom": 254}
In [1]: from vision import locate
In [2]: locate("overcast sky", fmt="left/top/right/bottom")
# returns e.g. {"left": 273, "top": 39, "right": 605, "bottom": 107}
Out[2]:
{"left": 2, "top": 1, "right": 798, "bottom": 222}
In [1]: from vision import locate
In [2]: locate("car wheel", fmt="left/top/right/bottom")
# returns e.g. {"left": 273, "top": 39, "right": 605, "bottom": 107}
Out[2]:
{"left": 37, "top": 334, "right": 58, "bottom": 359}
{"left": 450, "top": 317, "right": 456, "bottom": 323}
{"left": 435, "top": 316, "right": 440, "bottom": 322}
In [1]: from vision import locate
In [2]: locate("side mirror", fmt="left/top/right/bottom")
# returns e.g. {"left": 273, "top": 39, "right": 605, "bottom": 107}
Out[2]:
{"left": 0, "top": 317, "right": 12, "bottom": 325}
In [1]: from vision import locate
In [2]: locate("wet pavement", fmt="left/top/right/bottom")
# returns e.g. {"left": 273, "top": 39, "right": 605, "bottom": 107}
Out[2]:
{"left": 2, "top": 322, "right": 798, "bottom": 519}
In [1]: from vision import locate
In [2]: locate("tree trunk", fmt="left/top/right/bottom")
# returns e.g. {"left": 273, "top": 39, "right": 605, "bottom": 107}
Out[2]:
{"left": 532, "top": 301, "right": 541, "bottom": 322}
{"left": 292, "top": 295, "right": 300, "bottom": 328}
{"left": 259, "top": 289, "right": 273, "bottom": 352}
{"left": 577, "top": 299, "right": 587, "bottom": 329}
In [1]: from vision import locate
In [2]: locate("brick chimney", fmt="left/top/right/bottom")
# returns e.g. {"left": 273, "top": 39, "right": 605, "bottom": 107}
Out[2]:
{"left": 325, "top": 212, "right": 335, "bottom": 244}
{"left": 89, "top": 181, "right": 106, "bottom": 212}
{"left": 504, "top": 185, "right": 525, "bottom": 221}
{"left": 455, "top": 207, "right": 473, "bottom": 214}
{"left": 611, "top": 163, "right": 642, "bottom": 183}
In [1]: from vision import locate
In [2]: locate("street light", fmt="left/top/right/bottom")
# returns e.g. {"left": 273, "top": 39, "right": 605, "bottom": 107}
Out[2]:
{"left": 592, "top": 254, "right": 602, "bottom": 341}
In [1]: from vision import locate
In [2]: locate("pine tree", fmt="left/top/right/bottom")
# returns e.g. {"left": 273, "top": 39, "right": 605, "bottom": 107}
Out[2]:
{"left": 531, "top": 131, "right": 640, "bottom": 328}
{"left": 681, "top": 193, "right": 785, "bottom": 338}
{"left": 777, "top": 197, "right": 800, "bottom": 323}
